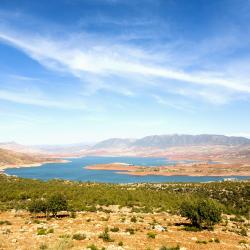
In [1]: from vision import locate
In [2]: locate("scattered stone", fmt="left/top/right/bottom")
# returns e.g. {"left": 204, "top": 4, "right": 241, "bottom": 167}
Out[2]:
{"left": 154, "top": 224, "right": 166, "bottom": 232}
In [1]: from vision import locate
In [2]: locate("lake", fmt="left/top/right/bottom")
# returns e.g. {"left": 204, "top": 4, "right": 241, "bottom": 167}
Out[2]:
{"left": 4, "top": 156, "right": 249, "bottom": 183}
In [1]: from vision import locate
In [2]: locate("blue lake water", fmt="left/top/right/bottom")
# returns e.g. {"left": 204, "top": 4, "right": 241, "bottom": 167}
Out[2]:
{"left": 4, "top": 156, "right": 249, "bottom": 183}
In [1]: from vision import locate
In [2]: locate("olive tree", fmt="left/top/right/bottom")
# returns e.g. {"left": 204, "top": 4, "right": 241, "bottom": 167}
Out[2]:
{"left": 47, "top": 193, "right": 68, "bottom": 217}
{"left": 180, "top": 199, "right": 222, "bottom": 229}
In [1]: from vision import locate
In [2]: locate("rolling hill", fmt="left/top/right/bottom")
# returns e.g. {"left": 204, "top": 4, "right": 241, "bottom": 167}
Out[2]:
{"left": 0, "top": 148, "right": 50, "bottom": 168}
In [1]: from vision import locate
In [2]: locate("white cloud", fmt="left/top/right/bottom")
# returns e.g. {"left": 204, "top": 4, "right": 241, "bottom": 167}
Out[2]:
{"left": 0, "top": 25, "right": 250, "bottom": 105}
{"left": 0, "top": 88, "right": 86, "bottom": 109}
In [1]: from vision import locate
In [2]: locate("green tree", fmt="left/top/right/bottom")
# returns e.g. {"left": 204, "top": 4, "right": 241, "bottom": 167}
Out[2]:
{"left": 47, "top": 194, "right": 68, "bottom": 217}
{"left": 28, "top": 199, "right": 47, "bottom": 216}
{"left": 180, "top": 199, "right": 222, "bottom": 229}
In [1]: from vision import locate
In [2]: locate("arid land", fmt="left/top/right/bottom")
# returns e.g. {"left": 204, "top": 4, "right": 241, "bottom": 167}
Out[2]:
{"left": 0, "top": 208, "right": 249, "bottom": 250}
{"left": 85, "top": 162, "right": 250, "bottom": 177}
{"left": 84, "top": 145, "right": 250, "bottom": 177}
{"left": 0, "top": 148, "right": 69, "bottom": 172}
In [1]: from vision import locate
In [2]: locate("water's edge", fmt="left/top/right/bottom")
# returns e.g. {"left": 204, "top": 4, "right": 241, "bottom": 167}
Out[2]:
{"left": 4, "top": 156, "right": 250, "bottom": 183}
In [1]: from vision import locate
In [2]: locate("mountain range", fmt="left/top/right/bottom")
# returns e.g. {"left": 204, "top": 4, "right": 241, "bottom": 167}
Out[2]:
{"left": 1, "top": 135, "right": 250, "bottom": 155}
{"left": 92, "top": 134, "right": 250, "bottom": 149}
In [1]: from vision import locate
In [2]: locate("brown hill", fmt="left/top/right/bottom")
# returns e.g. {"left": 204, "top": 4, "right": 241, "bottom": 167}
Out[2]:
{"left": 0, "top": 148, "right": 50, "bottom": 168}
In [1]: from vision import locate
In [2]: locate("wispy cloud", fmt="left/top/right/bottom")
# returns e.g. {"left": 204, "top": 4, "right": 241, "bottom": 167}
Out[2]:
{"left": 0, "top": 11, "right": 250, "bottom": 106}
{"left": 0, "top": 88, "right": 86, "bottom": 109}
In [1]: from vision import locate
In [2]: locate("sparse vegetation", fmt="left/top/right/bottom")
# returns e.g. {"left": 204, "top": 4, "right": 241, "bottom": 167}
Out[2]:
{"left": 125, "top": 228, "right": 135, "bottom": 235}
{"left": 87, "top": 244, "right": 98, "bottom": 250}
{"left": 37, "top": 228, "right": 47, "bottom": 235}
{"left": 196, "top": 240, "right": 207, "bottom": 244}
{"left": 159, "top": 245, "right": 180, "bottom": 250}
{"left": 118, "top": 241, "right": 123, "bottom": 246}
{"left": 239, "top": 240, "right": 247, "bottom": 244}
{"left": 37, "top": 228, "right": 54, "bottom": 235}
{"left": 0, "top": 220, "right": 11, "bottom": 225}
{"left": 147, "top": 231, "right": 157, "bottom": 239}
{"left": 110, "top": 226, "right": 119, "bottom": 232}
{"left": 98, "top": 228, "right": 114, "bottom": 242}
{"left": 72, "top": 233, "right": 86, "bottom": 240}
{"left": 131, "top": 215, "right": 137, "bottom": 223}
{"left": 0, "top": 175, "right": 249, "bottom": 249}
{"left": 39, "top": 243, "right": 48, "bottom": 250}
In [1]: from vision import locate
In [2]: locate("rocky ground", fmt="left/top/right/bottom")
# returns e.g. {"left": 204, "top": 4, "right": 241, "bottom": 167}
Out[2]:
{"left": 0, "top": 207, "right": 249, "bottom": 250}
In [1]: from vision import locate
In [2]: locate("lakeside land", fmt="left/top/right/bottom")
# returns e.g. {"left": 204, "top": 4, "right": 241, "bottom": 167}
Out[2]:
{"left": 85, "top": 162, "right": 250, "bottom": 177}
{"left": 0, "top": 148, "right": 69, "bottom": 172}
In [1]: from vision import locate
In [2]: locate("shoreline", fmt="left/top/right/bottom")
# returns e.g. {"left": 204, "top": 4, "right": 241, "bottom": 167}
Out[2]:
{"left": 85, "top": 163, "right": 250, "bottom": 177}
{"left": 0, "top": 159, "right": 70, "bottom": 172}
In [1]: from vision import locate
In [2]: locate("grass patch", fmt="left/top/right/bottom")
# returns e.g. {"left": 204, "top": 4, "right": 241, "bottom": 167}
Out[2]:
{"left": 147, "top": 231, "right": 157, "bottom": 239}
{"left": 72, "top": 233, "right": 86, "bottom": 240}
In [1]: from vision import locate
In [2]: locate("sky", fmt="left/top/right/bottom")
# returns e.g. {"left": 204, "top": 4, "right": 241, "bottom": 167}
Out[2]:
{"left": 0, "top": 0, "right": 250, "bottom": 145}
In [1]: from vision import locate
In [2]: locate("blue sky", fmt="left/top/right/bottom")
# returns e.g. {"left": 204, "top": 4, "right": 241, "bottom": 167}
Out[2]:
{"left": 0, "top": 0, "right": 250, "bottom": 144}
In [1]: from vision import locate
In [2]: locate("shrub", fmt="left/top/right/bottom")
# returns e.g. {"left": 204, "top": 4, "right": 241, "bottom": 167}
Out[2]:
{"left": 214, "top": 238, "right": 220, "bottom": 243}
{"left": 47, "top": 194, "right": 68, "bottom": 217}
{"left": 28, "top": 199, "right": 47, "bottom": 216}
{"left": 125, "top": 228, "right": 135, "bottom": 235}
{"left": 239, "top": 240, "right": 247, "bottom": 244}
{"left": 98, "top": 228, "right": 114, "bottom": 242}
{"left": 230, "top": 216, "right": 245, "bottom": 222}
{"left": 110, "top": 227, "right": 119, "bottom": 232}
{"left": 159, "top": 246, "right": 180, "bottom": 250}
{"left": 47, "top": 228, "right": 54, "bottom": 234}
{"left": 37, "top": 228, "right": 47, "bottom": 235}
{"left": 131, "top": 216, "right": 137, "bottom": 223}
{"left": 147, "top": 232, "right": 157, "bottom": 239}
{"left": 0, "top": 220, "right": 11, "bottom": 225}
{"left": 180, "top": 199, "right": 222, "bottom": 229}
{"left": 59, "top": 234, "right": 70, "bottom": 238}
{"left": 87, "top": 244, "right": 98, "bottom": 250}
{"left": 118, "top": 241, "right": 123, "bottom": 246}
{"left": 239, "top": 228, "right": 247, "bottom": 236}
{"left": 70, "top": 211, "right": 76, "bottom": 218}
{"left": 39, "top": 243, "right": 48, "bottom": 250}
{"left": 196, "top": 240, "right": 207, "bottom": 244}
{"left": 72, "top": 233, "right": 86, "bottom": 240}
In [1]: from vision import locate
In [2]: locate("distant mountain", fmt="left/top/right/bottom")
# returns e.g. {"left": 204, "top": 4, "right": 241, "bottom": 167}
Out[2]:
{"left": 91, "top": 134, "right": 250, "bottom": 149}
{"left": 0, "top": 141, "right": 42, "bottom": 154}
{"left": 33, "top": 143, "right": 91, "bottom": 154}
{"left": 1, "top": 134, "right": 250, "bottom": 157}
{"left": 0, "top": 148, "right": 47, "bottom": 167}
{"left": 0, "top": 142, "right": 91, "bottom": 155}
{"left": 92, "top": 138, "right": 136, "bottom": 149}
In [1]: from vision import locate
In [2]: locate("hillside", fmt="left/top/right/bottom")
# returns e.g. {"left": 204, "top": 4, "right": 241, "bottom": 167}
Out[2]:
{"left": 93, "top": 134, "right": 250, "bottom": 150}
{"left": 0, "top": 175, "right": 249, "bottom": 250}
{"left": 0, "top": 148, "right": 50, "bottom": 169}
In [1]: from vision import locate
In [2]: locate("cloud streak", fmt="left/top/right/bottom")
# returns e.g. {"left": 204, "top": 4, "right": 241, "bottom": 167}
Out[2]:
{"left": 1, "top": 29, "right": 250, "bottom": 93}
{"left": 0, "top": 9, "right": 250, "bottom": 108}
{"left": 0, "top": 88, "right": 86, "bottom": 109}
